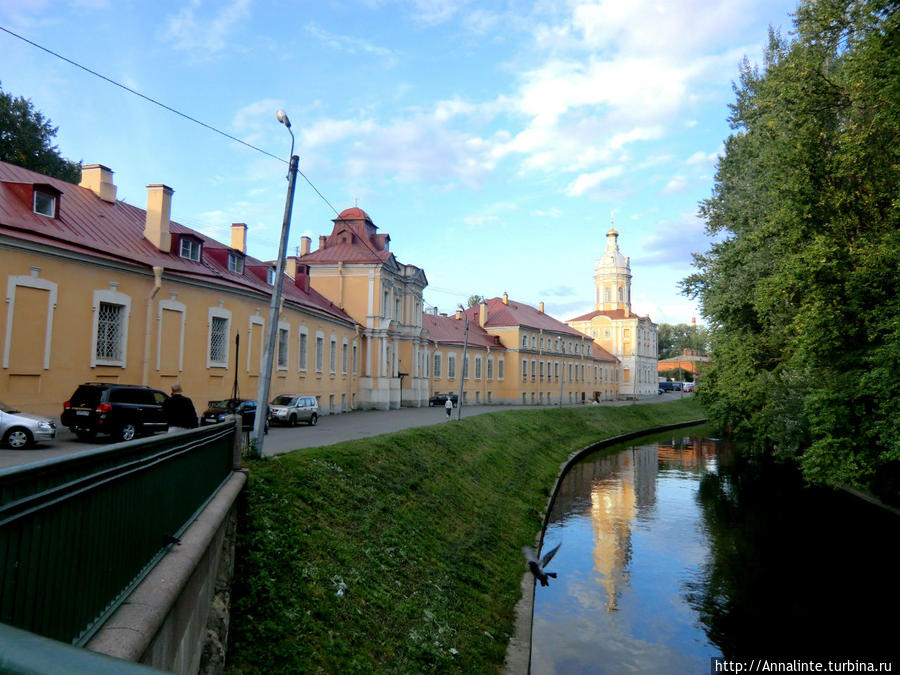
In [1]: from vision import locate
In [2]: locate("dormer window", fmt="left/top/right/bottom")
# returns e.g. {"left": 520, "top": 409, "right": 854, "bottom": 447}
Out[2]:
{"left": 179, "top": 237, "right": 201, "bottom": 262}
{"left": 228, "top": 252, "right": 244, "bottom": 274}
{"left": 267, "top": 266, "right": 276, "bottom": 285}
{"left": 32, "top": 185, "right": 60, "bottom": 218}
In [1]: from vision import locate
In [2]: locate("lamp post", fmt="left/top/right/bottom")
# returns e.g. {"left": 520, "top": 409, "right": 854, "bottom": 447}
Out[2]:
{"left": 456, "top": 304, "right": 469, "bottom": 421}
{"left": 252, "top": 110, "right": 299, "bottom": 457}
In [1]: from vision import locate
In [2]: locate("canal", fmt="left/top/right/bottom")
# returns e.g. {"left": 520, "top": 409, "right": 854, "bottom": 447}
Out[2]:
{"left": 530, "top": 426, "right": 898, "bottom": 673}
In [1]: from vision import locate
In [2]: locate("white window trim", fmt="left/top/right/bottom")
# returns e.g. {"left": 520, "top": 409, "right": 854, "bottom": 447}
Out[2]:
{"left": 352, "top": 340, "right": 358, "bottom": 375}
{"left": 247, "top": 314, "right": 265, "bottom": 373}
{"left": 4, "top": 270, "right": 58, "bottom": 370}
{"left": 498, "top": 357, "right": 504, "bottom": 381}
{"left": 298, "top": 326, "right": 309, "bottom": 372}
{"left": 207, "top": 306, "right": 232, "bottom": 369}
{"left": 91, "top": 287, "right": 131, "bottom": 368}
{"left": 329, "top": 334, "right": 337, "bottom": 374}
{"left": 315, "top": 331, "right": 325, "bottom": 373}
{"left": 342, "top": 337, "right": 349, "bottom": 374}
{"left": 156, "top": 298, "right": 186, "bottom": 372}
{"left": 277, "top": 321, "right": 290, "bottom": 371}
{"left": 433, "top": 350, "right": 442, "bottom": 378}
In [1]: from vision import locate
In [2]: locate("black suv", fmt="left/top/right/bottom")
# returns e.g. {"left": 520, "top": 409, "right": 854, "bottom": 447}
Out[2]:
{"left": 428, "top": 393, "right": 459, "bottom": 407}
{"left": 200, "top": 399, "right": 268, "bottom": 433}
{"left": 62, "top": 383, "right": 169, "bottom": 442}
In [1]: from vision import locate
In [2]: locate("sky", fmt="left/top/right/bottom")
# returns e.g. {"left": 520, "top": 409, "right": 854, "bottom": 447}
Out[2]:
{"left": 0, "top": 0, "right": 799, "bottom": 326}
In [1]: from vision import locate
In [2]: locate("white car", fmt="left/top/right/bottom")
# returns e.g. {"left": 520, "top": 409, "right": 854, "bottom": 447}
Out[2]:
{"left": 269, "top": 395, "right": 319, "bottom": 427}
{"left": 0, "top": 401, "right": 57, "bottom": 449}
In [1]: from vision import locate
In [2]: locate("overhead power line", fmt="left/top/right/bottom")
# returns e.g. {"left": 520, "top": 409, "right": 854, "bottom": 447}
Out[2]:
{"left": 0, "top": 25, "right": 343, "bottom": 218}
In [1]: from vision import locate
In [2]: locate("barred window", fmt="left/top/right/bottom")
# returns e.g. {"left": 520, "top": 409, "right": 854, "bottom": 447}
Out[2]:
{"left": 448, "top": 354, "right": 456, "bottom": 379}
{"left": 96, "top": 302, "right": 125, "bottom": 361}
{"left": 209, "top": 316, "right": 228, "bottom": 364}
{"left": 277, "top": 327, "right": 289, "bottom": 369}
{"left": 474, "top": 356, "right": 482, "bottom": 379}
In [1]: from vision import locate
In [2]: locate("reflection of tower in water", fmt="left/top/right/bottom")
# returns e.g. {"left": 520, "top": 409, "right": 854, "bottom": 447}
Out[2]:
{"left": 588, "top": 446, "right": 658, "bottom": 611}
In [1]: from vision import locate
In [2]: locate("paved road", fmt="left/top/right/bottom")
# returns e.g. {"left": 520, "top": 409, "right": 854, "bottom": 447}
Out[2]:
{"left": 0, "top": 392, "right": 691, "bottom": 468}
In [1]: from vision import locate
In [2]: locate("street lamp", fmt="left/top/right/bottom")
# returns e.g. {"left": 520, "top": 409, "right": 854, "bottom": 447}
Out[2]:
{"left": 456, "top": 304, "right": 469, "bottom": 421}
{"left": 252, "top": 109, "right": 299, "bottom": 457}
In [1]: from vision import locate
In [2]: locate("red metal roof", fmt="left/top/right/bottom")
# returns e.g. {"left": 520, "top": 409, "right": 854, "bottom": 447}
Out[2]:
{"left": 465, "top": 297, "right": 587, "bottom": 337}
{"left": 0, "top": 161, "right": 356, "bottom": 326}
{"left": 422, "top": 313, "right": 505, "bottom": 350}
{"left": 567, "top": 308, "right": 635, "bottom": 322}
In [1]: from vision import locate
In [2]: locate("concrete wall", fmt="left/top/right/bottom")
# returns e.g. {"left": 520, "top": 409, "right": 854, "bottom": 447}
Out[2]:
{"left": 87, "top": 470, "right": 246, "bottom": 674}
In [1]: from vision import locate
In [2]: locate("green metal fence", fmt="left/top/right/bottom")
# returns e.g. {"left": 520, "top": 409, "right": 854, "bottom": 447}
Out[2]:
{"left": 0, "top": 423, "right": 236, "bottom": 646}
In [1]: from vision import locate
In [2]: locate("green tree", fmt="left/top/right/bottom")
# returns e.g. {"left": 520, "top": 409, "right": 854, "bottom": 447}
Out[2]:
{"left": 657, "top": 322, "right": 709, "bottom": 359}
{"left": 465, "top": 294, "right": 485, "bottom": 308}
{"left": 683, "top": 0, "right": 900, "bottom": 500}
{"left": 0, "top": 82, "right": 81, "bottom": 183}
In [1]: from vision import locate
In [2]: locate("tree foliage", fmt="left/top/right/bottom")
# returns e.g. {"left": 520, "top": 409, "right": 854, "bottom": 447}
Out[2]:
{"left": 657, "top": 322, "right": 709, "bottom": 359}
{"left": 0, "top": 82, "right": 81, "bottom": 183}
{"left": 465, "top": 294, "right": 486, "bottom": 308}
{"left": 683, "top": 0, "right": 900, "bottom": 500}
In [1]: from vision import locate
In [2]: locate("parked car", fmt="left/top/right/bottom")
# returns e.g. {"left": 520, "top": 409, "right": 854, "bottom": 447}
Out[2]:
{"left": 61, "top": 383, "right": 169, "bottom": 442}
{"left": 428, "top": 393, "right": 458, "bottom": 407}
{"left": 683, "top": 381, "right": 696, "bottom": 392}
{"left": 200, "top": 399, "right": 268, "bottom": 433}
{"left": 269, "top": 395, "right": 319, "bottom": 427}
{"left": 658, "top": 381, "right": 676, "bottom": 392}
{"left": 0, "top": 401, "right": 57, "bottom": 449}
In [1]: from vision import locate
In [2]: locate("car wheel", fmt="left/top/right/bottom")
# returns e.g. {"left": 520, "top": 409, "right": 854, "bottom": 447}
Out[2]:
{"left": 75, "top": 429, "right": 98, "bottom": 442}
{"left": 3, "top": 427, "right": 33, "bottom": 449}
{"left": 309, "top": 413, "right": 317, "bottom": 426}
{"left": 289, "top": 414, "right": 297, "bottom": 427}
{"left": 118, "top": 423, "right": 137, "bottom": 442}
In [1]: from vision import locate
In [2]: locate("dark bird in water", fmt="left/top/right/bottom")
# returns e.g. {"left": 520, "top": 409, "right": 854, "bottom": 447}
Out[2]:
{"left": 523, "top": 542, "right": 561, "bottom": 587}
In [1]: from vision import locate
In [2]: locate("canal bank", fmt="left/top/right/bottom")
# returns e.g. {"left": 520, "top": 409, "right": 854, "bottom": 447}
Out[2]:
{"left": 227, "top": 398, "right": 705, "bottom": 673}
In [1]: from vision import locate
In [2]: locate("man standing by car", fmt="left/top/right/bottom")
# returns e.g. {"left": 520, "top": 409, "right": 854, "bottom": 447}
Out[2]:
{"left": 445, "top": 397, "right": 453, "bottom": 419}
{"left": 163, "top": 383, "right": 198, "bottom": 432}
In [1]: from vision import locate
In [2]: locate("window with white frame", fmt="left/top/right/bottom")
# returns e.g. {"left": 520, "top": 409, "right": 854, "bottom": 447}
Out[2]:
{"left": 206, "top": 307, "right": 231, "bottom": 368}
{"left": 277, "top": 325, "right": 289, "bottom": 369}
{"left": 463, "top": 355, "right": 469, "bottom": 379}
{"left": 180, "top": 238, "right": 201, "bottom": 262}
{"left": 531, "top": 359, "right": 536, "bottom": 378}
{"left": 298, "top": 329, "right": 308, "bottom": 371}
{"left": 448, "top": 353, "right": 457, "bottom": 379}
{"left": 522, "top": 334, "right": 528, "bottom": 348}
{"left": 555, "top": 361, "right": 559, "bottom": 380}
{"left": 539, "top": 360, "right": 544, "bottom": 378}
{"left": 228, "top": 252, "right": 244, "bottom": 274}
{"left": 342, "top": 340, "right": 348, "bottom": 374}
{"left": 315, "top": 334, "right": 324, "bottom": 372}
{"left": 352, "top": 342, "right": 358, "bottom": 374}
{"left": 329, "top": 336, "right": 337, "bottom": 373}
{"left": 522, "top": 358, "right": 527, "bottom": 380}
{"left": 267, "top": 267, "right": 277, "bottom": 285}
{"left": 486, "top": 357, "right": 493, "bottom": 380}
{"left": 33, "top": 189, "right": 57, "bottom": 217}
{"left": 474, "top": 355, "right": 482, "bottom": 379}
{"left": 531, "top": 336, "right": 536, "bottom": 349}
{"left": 433, "top": 352, "right": 442, "bottom": 378}
{"left": 498, "top": 357, "right": 504, "bottom": 380}
{"left": 95, "top": 301, "right": 127, "bottom": 364}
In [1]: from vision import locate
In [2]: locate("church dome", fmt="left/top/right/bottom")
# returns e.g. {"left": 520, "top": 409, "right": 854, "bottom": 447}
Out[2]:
{"left": 336, "top": 207, "right": 373, "bottom": 223}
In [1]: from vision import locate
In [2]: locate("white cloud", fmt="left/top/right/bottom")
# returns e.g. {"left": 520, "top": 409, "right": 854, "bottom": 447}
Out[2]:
{"left": 661, "top": 175, "right": 688, "bottom": 195}
{"left": 304, "top": 22, "right": 398, "bottom": 64}
{"left": 686, "top": 150, "right": 719, "bottom": 165}
{"left": 566, "top": 166, "right": 624, "bottom": 196}
{"left": 164, "top": 0, "right": 251, "bottom": 55}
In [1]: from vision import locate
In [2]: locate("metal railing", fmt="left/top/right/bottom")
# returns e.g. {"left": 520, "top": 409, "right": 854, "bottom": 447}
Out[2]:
{"left": 0, "top": 423, "right": 236, "bottom": 646}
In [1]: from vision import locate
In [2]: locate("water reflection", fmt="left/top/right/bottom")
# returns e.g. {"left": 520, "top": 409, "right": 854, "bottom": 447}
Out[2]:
{"left": 531, "top": 430, "right": 898, "bottom": 674}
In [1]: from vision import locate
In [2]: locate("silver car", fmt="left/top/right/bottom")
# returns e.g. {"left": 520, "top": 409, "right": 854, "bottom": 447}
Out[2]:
{"left": 1, "top": 401, "right": 57, "bottom": 449}
{"left": 269, "top": 395, "right": 319, "bottom": 427}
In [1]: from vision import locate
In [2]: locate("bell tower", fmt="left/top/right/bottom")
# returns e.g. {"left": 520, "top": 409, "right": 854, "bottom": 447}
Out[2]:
{"left": 593, "top": 214, "right": 632, "bottom": 313}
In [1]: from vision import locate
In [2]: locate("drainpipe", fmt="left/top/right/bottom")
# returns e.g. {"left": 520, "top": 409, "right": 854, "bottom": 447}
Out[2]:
{"left": 142, "top": 266, "right": 164, "bottom": 386}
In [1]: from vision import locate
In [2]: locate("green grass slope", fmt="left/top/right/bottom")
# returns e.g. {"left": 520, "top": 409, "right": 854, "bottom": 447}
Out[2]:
{"left": 227, "top": 399, "right": 704, "bottom": 673}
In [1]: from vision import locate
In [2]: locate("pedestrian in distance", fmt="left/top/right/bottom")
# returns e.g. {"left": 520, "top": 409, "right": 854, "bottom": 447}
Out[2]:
{"left": 445, "top": 397, "right": 453, "bottom": 419}
{"left": 163, "top": 383, "right": 198, "bottom": 431}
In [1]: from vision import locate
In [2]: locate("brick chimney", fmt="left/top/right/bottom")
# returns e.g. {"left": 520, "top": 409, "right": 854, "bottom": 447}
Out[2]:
{"left": 144, "top": 184, "right": 173, "bottom": 252}
{"left": 231, "top": 223, "right": 247, "bottom": 252}
{"left": 294, "top": 263, "right": 310, "bottom": 292}
{"left": 479, "top": 301, "right": 488, "bottom": 327}
{"left": 80, "top": 164, "right": 117, "bottom": 202}
{"left": 300, "top": 236, "right": 311, "bottom": 256}
{"left": 318, "top": 235, "right": 327, "bottom": 250}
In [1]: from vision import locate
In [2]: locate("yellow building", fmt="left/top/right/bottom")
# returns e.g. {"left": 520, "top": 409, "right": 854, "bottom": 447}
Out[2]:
{"left": 566, "top": 223, "right": 658, "bottom": 398}
{"left": 0, "top": 161, "right": 360, "bottom": 417}
{"left": 298, "top": 208, "right": 428, "bottom": 409}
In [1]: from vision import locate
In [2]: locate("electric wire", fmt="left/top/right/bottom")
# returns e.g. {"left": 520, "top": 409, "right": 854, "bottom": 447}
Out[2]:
{"left": 0, "top": 24, "right": 343, "bottom": 219}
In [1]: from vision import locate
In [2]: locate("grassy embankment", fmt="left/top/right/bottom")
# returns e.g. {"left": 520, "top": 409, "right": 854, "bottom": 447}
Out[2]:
{"left": 227, "top": 398, "right": 705, "bottom": 673}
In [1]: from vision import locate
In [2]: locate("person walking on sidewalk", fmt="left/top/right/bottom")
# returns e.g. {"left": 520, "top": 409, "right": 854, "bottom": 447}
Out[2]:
{"left": 445, "top": 397, "right": 453, "bottom": 419}
{"left": 163, "top": 383, "right": 198, "bottom": 431}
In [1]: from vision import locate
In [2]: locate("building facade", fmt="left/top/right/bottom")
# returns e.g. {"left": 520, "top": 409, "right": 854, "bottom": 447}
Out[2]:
{"left": 0, "top": 161, "right": 360, "bottom": 417}
{"left": 566, "top": 224, "right": 658, "bottom": 398}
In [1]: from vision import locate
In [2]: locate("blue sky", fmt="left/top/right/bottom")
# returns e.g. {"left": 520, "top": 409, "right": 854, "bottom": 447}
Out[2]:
{"left": 1, "top": 0, "right": 798, "bottom": 325}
